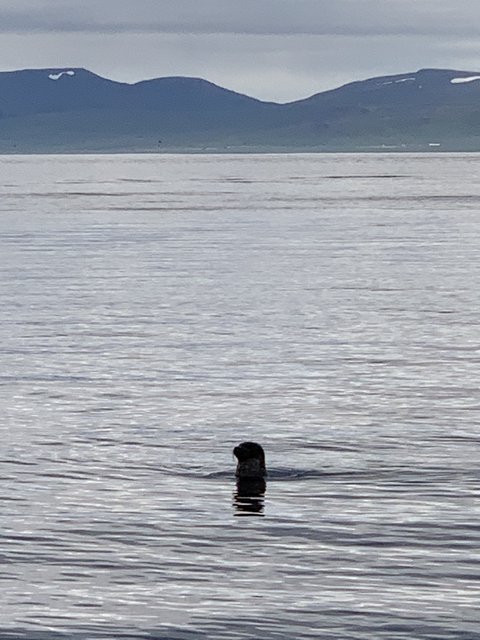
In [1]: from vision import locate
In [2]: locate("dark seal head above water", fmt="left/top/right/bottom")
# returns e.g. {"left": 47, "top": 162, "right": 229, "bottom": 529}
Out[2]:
{"left": 233, "top": 442, "right": 266, "bottom": 479}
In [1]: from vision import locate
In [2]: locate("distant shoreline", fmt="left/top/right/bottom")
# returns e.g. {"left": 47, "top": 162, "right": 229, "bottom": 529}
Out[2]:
{"left": 0, "top": 145, "right": 479, "bottom": 155}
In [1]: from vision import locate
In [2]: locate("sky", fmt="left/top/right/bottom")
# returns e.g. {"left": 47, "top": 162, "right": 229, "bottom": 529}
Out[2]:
{"left": 0, "top": 0, "right": 480, "bottom": 102}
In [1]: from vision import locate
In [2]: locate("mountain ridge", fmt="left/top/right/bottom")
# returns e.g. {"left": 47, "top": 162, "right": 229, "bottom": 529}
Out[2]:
{"left": 1, "top": 67, "right": 480, "bottom": 152}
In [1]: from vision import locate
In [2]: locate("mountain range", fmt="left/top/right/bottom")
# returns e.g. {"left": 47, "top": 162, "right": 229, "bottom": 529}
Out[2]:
{"left": 1, "top": 67, "right": 480, "bottom": 152}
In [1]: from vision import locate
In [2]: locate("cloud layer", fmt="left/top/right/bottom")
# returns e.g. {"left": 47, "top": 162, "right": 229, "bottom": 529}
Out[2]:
{"left": 0, "top": 1, "right": 479, "bottom": 101}
{"left": 1, "top": 0, "right": 480, "bottom": 36}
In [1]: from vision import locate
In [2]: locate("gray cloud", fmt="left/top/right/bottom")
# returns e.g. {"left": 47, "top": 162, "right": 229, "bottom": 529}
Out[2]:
{"left": 1, "top": 0, "right": 480, "bottom": 36}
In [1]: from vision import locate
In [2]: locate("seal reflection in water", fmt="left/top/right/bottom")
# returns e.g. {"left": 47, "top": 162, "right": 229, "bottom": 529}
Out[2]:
{"left": 233, "top": 442, "right": 266, "bottom": 516}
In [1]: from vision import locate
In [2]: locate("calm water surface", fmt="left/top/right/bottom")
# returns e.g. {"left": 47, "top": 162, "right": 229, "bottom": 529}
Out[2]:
{"left": 1, "top": 153, "right": 480, "bottom": 639}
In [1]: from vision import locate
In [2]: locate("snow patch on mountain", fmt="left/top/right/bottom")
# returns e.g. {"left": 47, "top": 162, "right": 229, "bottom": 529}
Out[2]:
{"left": 450, "top": 75, "right": 480, "bottom": 84}
{"left": 380, "top": 77, "right": 416, "bottom": 86}
{"left": 48, "top": 70, "right": 76, "bottom": 81}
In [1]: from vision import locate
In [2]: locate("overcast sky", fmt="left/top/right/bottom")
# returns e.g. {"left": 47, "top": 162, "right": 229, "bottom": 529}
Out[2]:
{"left": 1, "top": 0, "right": 480, "bottom": 102}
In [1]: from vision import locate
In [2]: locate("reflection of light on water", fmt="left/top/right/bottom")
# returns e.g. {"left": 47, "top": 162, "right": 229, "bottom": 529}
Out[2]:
{"left": 233, "top": 479, "right": 266, "bottom": 516}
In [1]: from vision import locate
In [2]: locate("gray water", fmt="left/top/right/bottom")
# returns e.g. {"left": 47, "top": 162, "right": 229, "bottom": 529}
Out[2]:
{"left": 1, "top": 153, "right": 480, "bottom": 639}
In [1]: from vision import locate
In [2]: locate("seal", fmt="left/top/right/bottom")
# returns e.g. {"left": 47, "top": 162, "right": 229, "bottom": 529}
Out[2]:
{"left": 233, "top": 441, "right": 266, "bottom": 479}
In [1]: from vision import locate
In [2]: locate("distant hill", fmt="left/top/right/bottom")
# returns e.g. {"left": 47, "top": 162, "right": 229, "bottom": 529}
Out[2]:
{"left": 1, "top": 67, "right": 480, "bottom": 152}
{"left": 284, "top": 68, "right": 480, "bottom": 150}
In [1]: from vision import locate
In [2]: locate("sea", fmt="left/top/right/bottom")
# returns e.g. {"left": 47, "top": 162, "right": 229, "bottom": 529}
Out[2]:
{"left": 1, "top": 152, "right": 480, "bottom": 640}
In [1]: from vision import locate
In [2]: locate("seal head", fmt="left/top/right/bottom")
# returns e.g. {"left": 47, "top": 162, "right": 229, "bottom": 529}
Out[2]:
{"left": 233, "top": 441, "right": 266, "bottom": 479}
